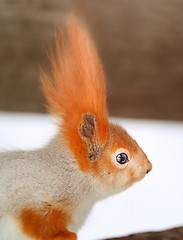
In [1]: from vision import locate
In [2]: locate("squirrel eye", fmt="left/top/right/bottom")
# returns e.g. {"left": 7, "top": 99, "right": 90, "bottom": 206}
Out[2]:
{"left": 116, "top": 153, "right": 129, "bottom": 164}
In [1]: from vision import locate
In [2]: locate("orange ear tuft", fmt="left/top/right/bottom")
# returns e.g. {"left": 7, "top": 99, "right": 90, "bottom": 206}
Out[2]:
{"left": 41, "top": 16, "right": 109, "bottom": 171}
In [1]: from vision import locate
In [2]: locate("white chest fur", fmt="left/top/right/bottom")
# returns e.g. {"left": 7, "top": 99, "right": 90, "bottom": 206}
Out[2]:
{"left": 0, "top": 216, "right": 32, "bottom": 240}
{"left": 68, "top": 199, "right": 95, "bottom": 233}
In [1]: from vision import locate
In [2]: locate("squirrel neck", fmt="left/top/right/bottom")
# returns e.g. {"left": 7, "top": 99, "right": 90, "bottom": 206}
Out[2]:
{"left": 40, "top": 134, "right": 103, "bottom": 231}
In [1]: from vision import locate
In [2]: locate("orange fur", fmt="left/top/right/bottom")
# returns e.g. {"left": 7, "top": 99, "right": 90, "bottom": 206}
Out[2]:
{"left": 109, "top": 124, "right": 138, "bottom": 154}
{"left": 90, "top": 123, "right": 142, "bottom": 186}
{"left": 20, "top": 208, "right": 76, "bottom": 240}
{"left": 41, "top": 16, "right": 109, "bottom": 171}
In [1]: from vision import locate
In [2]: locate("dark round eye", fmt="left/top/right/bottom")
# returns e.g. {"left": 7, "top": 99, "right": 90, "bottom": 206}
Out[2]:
{"left": 116, "top": 153, "right": 129, "bottom": 164}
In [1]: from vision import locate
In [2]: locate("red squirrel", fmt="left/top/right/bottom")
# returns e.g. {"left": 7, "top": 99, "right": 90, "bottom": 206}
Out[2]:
{"left": 0, "top": 16, "right": 152, "bottom": 240}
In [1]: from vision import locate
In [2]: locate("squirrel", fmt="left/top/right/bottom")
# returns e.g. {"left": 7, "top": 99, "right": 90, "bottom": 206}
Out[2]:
{"left": 0, "top": 16, "right": 152, "bottom": 240}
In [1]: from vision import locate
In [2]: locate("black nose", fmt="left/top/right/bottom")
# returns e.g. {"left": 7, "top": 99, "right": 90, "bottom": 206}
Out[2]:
{"left": 146, "top": 161, "right": 152, "bottom": 174}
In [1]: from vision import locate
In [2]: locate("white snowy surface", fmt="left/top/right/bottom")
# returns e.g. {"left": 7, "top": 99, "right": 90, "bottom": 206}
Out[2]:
{"left": 0, "top": 112, "right": 183, "bottom": 240}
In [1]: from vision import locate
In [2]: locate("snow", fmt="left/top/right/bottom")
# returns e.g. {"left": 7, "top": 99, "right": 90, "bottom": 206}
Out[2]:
{"left": 0, "top": 112, "right": 183, "bottom": 240}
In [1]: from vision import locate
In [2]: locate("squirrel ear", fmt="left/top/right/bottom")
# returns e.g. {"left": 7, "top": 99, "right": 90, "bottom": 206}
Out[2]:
{"left": 79, "top": 113, "right": 96, "bottom": 140}
{"left": 79, "top": 113, "right": 101, "bottom": 161}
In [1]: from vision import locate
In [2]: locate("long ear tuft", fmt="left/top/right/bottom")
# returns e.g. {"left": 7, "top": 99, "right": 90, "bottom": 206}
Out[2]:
{"left": 41, "top": 16, "right": 109, "bottom": 171}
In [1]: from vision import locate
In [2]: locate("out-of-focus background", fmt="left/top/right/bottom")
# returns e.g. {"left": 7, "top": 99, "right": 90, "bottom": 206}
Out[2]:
{"left": 1, "top": 1, "right": 183, "bottom": 240}
{"left": 1, "top": 0, "right": 183, "bottom": 120}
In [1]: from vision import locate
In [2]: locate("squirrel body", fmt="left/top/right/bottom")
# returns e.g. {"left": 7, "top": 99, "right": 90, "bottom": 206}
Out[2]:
{"left": 0, "top": 16, "right": 152, "bottom": 240}
{"left": 0, "top": 135, "right": 99, "bottom": 239}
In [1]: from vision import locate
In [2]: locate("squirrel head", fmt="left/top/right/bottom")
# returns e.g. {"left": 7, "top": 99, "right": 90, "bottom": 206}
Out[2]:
{"left": 79, "top": 113, "right": 152, "bottom": 195}
{"left": 41, "top": 15, "right": 152, "bottom": 195}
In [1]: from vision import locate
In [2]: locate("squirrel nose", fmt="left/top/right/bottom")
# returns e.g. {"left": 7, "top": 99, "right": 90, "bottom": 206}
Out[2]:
{"left": 146, "top": 161, "right": 152, "bottom": 174}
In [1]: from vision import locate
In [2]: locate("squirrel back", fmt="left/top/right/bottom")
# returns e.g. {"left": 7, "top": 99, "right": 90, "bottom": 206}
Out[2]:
{"left": 0, "top": 16, "right": 152, "bottom": 240}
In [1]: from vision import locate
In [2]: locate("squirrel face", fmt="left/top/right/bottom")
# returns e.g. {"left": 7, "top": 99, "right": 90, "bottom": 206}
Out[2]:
{"left": 99, "top": 124, "right": 152, "bottom": 194}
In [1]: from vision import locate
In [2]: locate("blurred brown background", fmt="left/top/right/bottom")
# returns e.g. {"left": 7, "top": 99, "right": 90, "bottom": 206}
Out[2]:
{"left": 0, "top": 0, "right": 183, "bottom": 120}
